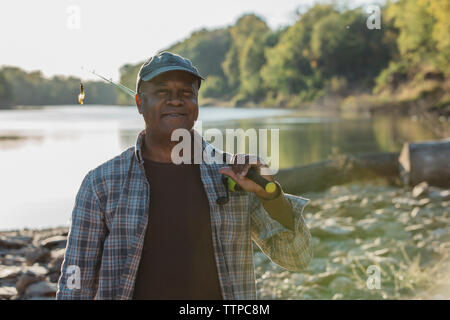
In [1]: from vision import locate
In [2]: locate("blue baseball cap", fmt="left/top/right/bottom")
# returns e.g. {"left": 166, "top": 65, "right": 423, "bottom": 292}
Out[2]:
{"left": 136, "top": 51, "right": 205, "bottom": 92}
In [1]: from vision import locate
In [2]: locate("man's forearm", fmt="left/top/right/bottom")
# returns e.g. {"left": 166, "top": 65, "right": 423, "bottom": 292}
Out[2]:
{"left": 259, "top": 182, "right": 295, "bottom": 231}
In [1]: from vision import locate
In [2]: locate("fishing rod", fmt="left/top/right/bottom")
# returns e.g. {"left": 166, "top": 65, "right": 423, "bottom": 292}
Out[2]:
{"left": 80, "top": 67, "right": 136, "bottom": 99}
{"left": 226, "top": 167, "right": 277, "bottom": 193}
{"left": 217, "top": 167, "right": 278, "bottom": 205}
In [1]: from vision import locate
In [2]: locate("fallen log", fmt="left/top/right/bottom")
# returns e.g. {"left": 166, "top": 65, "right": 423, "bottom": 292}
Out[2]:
{"left": 398, "top": 138, "right": 450, "bottom": 188}
{"left": 276, "top": 152, "right": 401, "bottom": 194}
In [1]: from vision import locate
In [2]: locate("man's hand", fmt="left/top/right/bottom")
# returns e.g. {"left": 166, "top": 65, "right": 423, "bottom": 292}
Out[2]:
{"left": 218, "top": 154, "right": 279, "bottom": 201}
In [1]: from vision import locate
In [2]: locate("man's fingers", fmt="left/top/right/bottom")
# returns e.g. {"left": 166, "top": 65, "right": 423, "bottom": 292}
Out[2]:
{"left": 239, "top": 164, "right": 250, "bottom": 177}
{"left": 218, "top": 167, "right": 239, "bottom": 181}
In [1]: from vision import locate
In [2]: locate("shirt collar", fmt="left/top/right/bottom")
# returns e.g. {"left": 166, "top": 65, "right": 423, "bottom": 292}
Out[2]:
{"left": 134, "top": 129, "right": 146, "bottom": 165}
{"left": 134, "top": 128, "right": 216, "bottom": 165}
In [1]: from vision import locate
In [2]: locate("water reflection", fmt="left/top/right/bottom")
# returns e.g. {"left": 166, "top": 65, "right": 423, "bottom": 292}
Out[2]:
{"left": 0, "top": 105, "right": 444, "bottom": 230}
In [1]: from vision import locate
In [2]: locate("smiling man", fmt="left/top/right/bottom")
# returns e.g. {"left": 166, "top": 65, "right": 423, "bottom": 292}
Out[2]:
{"left": 56, "top": 51, "right": 312, "bottom": 300}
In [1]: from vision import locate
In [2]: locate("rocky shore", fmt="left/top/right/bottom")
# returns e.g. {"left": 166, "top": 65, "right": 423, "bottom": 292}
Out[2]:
{"left": 1, "top": 181, "right": 449, "bottom": 300}
{"left": 0, "top": 227, "right": 67, "bottom": 299}
{"left": 255, "top": 180, "right": 450, "bottom": 299}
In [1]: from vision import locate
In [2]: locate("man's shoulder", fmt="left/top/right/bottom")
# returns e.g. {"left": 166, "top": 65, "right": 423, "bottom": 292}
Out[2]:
{"left": 87, "top": 146, "right": 136, "bottom": 187}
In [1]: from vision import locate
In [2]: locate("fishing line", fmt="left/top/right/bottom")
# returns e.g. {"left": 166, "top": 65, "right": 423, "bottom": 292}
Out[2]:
{"left": 80, "top": 66, "right": 136, "bottom": 99}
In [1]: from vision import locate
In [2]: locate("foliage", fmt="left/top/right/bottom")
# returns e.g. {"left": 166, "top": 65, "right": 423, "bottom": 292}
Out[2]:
{"left": 117, "top": 1, "right": 448, "bottom": 108}
{"left": 0, "top": 66, "right": 118, "bottom": 107}
{"left": 2, "top": 1, "right": 448, "bottom": 108}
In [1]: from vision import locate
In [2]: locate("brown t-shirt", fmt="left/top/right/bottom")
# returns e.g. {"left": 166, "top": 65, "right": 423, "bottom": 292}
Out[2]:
{"left": 132, "top": 158, "right": 223, "bottom": 300}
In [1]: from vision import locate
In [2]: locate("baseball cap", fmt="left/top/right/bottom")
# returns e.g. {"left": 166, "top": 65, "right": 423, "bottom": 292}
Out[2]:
{"left": 136, "top": 51, "right": 205, "bottom": 92}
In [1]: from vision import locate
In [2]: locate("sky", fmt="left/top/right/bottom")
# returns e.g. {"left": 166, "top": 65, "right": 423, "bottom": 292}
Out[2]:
{"left": 0, "top": 0, "right": 383, "bottom": 81}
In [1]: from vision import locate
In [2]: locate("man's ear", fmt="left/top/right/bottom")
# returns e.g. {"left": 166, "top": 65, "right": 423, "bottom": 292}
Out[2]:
{"left": 135, "top": 94, "right": 143, "bottom": 114}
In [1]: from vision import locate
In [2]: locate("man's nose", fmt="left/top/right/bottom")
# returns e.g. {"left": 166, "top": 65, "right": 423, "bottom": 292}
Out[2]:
{"left": 166, "top": 92, "right": 184, "bottom": 106}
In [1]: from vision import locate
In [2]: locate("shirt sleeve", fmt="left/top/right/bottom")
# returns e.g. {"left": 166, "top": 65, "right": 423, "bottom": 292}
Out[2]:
{"left": 56, "top": 170, "right": 108, "bottom": 300}
{"left": 249, "top": 191, "right": 313, "bottom": 272}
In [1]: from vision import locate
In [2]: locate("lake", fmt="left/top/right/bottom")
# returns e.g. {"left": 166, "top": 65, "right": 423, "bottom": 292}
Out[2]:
{"left": 0, "top": 105, "right": 442, "bottom": 230}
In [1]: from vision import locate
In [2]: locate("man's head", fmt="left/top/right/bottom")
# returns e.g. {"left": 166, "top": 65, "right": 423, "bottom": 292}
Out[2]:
{"left": 135, "top": 52, "right": 204, "bottom": 138}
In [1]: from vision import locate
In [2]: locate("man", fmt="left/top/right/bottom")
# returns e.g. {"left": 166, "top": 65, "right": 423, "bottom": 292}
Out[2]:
{"left": 56, "top": 51, "right": 312, "bottom": 300}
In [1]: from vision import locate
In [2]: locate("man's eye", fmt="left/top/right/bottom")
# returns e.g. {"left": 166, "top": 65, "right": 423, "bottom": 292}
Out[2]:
{"left": 183, "top": 90, "right": 194, "bottom": 96}
{"left": 156, "top": 90, "right": 168, "bottom": 95}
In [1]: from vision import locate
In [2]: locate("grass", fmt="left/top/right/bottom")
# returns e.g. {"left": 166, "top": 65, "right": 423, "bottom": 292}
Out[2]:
{"left": 349, "top": 244, "right": 450, "bottom": 299}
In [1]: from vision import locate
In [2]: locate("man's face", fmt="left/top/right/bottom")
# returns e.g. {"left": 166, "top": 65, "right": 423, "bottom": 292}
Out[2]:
{"left": 137, "top": 70, "right": 199, "bottom": 138}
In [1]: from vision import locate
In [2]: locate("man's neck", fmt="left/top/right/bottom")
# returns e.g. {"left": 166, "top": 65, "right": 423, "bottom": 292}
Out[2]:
{"left": 142, "top": 128, "right": 195, "bottom": 163}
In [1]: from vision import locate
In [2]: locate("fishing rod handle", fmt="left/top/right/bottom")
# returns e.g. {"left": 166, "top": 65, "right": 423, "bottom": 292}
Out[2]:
{"left": 228, "top": 167, "right": 278, "bottom": 194}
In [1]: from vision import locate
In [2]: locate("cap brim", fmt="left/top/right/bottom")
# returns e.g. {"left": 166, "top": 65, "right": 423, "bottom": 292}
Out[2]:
{"left": 141, "top": 65, "right": 205, "bottom": 82}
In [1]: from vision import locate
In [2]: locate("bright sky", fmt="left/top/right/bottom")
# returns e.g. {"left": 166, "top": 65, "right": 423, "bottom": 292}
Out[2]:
{"left": 0, "top": 0, "right": 383, "bottom": 81}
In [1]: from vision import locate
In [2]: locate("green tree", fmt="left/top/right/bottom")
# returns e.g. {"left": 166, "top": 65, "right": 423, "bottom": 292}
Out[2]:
{"left": 222, "top": 14, "right": 270, "bottom": 98}
{"left": 0, "top": 71, "right": 13, "bottom": 107}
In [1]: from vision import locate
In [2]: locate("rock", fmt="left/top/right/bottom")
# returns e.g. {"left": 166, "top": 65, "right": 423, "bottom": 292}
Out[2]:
{"left": 16, "top": 273, "right": 45, "bottom": 295}
{"left": 25, "top": 247, "right": 51, "bottom": 266}
{"left": 404, "top": 224, "right": 426, "bottom": 232}
{"left": 1, "top": 253, "right": 26, "bottom": 266}
{"left": 428, "top": 188, "right": 450, "bottom": 202}
{"left": 418, "top": 198, "right": 431, "bottom": 207}
{"left": 0, "top": 286, "right": 18, "bottom": 299}
{"left": 332, "top": 293, "right": 344, "bottom": 300}
{"left": 328, "top": 276, "right": 354, "bottom": 293}
{"left": 47, "top": 272, "right": 61, "bottom": 283}
{"left": 48, "top": 249, "right": 65, "bottom": 273}
{"left": 0, "top": 266, "right": 22, "bottom": 280}
{"left": 25, "top": 281, "right": 57, "bottom": 298}
{"left": 410, "top": 207, "right": 420, "bottom": 218}
{"left": 412, "top": 181, "right": 429, "bottom": 198}
{"left": 373, "top": 248, "right": 390, "bottom": 256}
{"left": 40, "top": 236, "right": 67, "bottom": 249}
{"left": 360, "top": 197, "right": 369, "bottom": 207}
{"left": 0, "top": 236, "right": 28, "bottom": 249}
{"left": 24, "top": 265, "right": 49, "bottom": 276}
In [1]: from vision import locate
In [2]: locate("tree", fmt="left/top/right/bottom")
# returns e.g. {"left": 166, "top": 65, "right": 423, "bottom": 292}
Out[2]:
{"left": 0, "top": 71, "right": 13, "bottom": 107}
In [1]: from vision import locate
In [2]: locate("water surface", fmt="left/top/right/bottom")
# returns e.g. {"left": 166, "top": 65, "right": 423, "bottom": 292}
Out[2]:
{"left": 0, "top": 105, "right": 441, "bottom": 230}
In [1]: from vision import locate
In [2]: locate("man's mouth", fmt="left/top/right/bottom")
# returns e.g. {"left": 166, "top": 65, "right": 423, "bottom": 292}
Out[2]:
{"left": 161, "top": 112, "right": 187, "bottom": 118}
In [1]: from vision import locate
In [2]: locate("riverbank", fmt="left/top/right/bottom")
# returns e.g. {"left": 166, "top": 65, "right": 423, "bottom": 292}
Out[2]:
{"left": 198, "top": 78, "right": 450, "bottom": 121}
{"left": 1, "top": 180, "right": 448, "bottom": 300}
{"left": 255, "top": 180, "right": 450, "bottom": 300}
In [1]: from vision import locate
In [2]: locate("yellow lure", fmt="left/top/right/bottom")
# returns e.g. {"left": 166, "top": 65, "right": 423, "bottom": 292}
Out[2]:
{"left": 78, "top": 83, "right": 85, "bottom": 105}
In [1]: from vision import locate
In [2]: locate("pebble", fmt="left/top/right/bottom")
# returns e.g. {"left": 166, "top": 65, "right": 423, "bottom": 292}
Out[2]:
{"left": 0, "top": 237, "right": 28, "bottom": 250}
{"left": 25, "top": 281, "right": 57, "bottom": 298}
{"left": 40, "top": 236, "right": 67, "bottom": 250}
{"left": 412, "top": 181, "right": 429, "bottom": 198}
{"left": 16, "top": 273, "right": 45, "bottom": 295}
{"left": 0, "top": 286, "right": 18, "bottom": 299}
{"left": 25, "top": 247, "right": 51, "bottom": 266}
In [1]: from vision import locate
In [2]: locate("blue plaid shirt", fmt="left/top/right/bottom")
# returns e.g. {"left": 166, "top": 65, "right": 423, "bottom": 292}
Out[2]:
{"left": 56, "top": 129, "right": 312, "bottom": 299}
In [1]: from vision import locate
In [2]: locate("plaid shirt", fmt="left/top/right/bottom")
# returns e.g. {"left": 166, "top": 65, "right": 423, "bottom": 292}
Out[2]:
{"left": 56, "top": 129, "right": 312, "bottom": 300}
